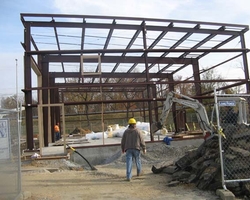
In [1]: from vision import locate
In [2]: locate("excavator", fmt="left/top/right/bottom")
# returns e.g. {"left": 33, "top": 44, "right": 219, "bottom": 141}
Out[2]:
{"left": 151, "top": 91, "right": 249, "bottom": 137}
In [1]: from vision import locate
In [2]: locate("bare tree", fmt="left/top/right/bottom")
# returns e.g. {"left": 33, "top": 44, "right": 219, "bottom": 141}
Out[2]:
{"left": 1, "top": 95, "right": 18, "bottom": 109}
{"left": 174, "top": 75, "right": 194, "bottom": 96}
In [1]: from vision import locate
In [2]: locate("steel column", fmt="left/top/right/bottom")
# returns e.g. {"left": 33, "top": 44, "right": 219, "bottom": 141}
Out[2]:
{"left": 142, "top": 22, "right": 153, "bottom": 141}
{"left": 49, "top": 74, "right": 56, "bottom": 142}
{"left": 24, "top": 23, "right": 34, "bottom": 150}
{"left": 192, "top": 59, "right": 202, "bottom": 98}
{"left": 240, "top": 34, "right": 250, "bottom": 93}
{"left": 42, "top": 55, "right": 49, "bottom": 146}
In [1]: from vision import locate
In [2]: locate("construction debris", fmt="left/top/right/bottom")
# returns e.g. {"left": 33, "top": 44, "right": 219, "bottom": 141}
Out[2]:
{"left": 152, "top": 135, "right": 250, "bottom": 198}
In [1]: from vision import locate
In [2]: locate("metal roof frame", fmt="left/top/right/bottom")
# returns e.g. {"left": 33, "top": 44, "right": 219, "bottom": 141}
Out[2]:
{"left": 21, "top": 13, "right": 250, "bottom": 149}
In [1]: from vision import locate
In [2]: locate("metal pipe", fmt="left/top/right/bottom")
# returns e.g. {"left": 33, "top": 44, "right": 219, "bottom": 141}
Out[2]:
{"left": 15, "top": 58, "right": 22, "bottom": 197}
{"left": 214, "top": 87, "right": 228, "bottom": 191}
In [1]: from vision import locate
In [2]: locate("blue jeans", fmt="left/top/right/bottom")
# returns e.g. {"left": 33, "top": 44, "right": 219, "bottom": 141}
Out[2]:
{"left": 125, "top": 149, "right": 141, "bottom": 179}
{"left": 55, "top": 132, "right": 60, "bottom": 141}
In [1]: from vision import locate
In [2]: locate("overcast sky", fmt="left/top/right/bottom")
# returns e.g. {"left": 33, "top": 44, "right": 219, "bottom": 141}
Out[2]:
{"left": 0, "top": 0, "right": 250, "bottom": 97}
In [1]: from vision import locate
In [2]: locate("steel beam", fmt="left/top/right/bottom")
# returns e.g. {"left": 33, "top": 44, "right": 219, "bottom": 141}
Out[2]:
{"left": 26, "top": 48, "right": 250, "bottom": 55}
{"left": 48, "top": 55, "right": 193, "bottom": 64}
{"left": 25, "top": 21, "right": 243, "bottom": 36}
{"left": 20, "top": 13, "right": 249, "bottom": 30}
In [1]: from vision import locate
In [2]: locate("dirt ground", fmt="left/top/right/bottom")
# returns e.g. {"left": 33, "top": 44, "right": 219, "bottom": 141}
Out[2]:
{"left": 20, "top": 143, "right": 225, "bottom": 200}
{"left": 21, "top": 163, "right": 221, "bottom": 200}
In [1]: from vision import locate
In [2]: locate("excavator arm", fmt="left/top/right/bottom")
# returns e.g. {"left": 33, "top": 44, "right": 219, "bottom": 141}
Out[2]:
{"left": 151, "top": 91, "right": 213, "bottom": 136}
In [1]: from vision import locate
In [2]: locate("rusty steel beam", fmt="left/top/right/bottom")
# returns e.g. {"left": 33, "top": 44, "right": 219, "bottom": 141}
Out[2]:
{"left": 50, "top": 72, "right": 170, "bottom": 78}
{"left": 240, "top": 34, "right": 250, "bottom": 94}
{"left": 26, "top": 48, "right": 250, "bottom": 55}
{"left": 201, "top": 81, "right": 248, "bottom": 96}
{"left": 21, "top": 13, "right": 249, "bottom": 30}
{"left": 21, "top": 79, "right": 248, "bottom": 93}
{"left": 62, "top": 88, "right": 145, "bottom": 93}
{"left": 23, "top": 95, "right": 218, "bottom": 108}
{"left": 192, "top": 59, "right": 202, "bottom": 97}
{"left": 24, "top": 20, "right": 244, "bottom": 36}
{"left": 48, "top": 55, "right": 193, "bottom": 64}
{"left": 23, "top": 22, "right": 34, "bottom": 151}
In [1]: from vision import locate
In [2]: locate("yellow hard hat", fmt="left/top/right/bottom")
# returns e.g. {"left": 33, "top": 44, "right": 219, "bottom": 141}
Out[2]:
{"left": 128, "top": 118, "right": 136, "bottom": 124}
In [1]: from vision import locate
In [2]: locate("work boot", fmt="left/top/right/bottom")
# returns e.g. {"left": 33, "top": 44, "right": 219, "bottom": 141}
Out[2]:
{"left": 137, "top": 171, "right": 144, "bottom": 176}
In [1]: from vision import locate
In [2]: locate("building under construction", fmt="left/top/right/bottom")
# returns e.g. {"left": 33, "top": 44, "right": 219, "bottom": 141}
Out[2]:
{"left": 21, "top": 13, "right": 249, "bottom": 150}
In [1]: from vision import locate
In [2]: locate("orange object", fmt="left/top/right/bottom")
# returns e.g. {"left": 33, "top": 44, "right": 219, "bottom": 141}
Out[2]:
{"left": 54, "top": 124, "right": 60, "bottom": 132}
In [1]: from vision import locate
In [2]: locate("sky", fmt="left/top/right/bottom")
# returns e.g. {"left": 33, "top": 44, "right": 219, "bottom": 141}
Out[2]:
{"left": 0, "top": 0, "right": 250, "bottom": 98}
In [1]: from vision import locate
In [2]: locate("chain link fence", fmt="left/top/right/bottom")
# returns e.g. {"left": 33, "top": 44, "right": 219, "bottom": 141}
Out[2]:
{"left": 215, "top": 93, "right": 250, "bottom": 190}
{"left": 0, "top": 109, "right": 21, "bottom": 200}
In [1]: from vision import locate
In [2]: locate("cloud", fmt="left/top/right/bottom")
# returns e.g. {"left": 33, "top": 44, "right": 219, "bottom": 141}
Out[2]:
{"left": 53, "top": 0, "right": 193, "bottom": 18}
{"left": 52, "top": 0, "right": 250, "bottom": 24}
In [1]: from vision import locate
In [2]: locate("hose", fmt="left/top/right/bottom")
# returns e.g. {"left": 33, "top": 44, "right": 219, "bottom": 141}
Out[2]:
{"left": 67, "top": 144, "right": 97, "bottom": 171}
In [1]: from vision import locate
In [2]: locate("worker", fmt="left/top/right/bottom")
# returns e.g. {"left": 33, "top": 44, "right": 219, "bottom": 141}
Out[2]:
{"left": 54, "top": 122, "right": 60, "bottom": 141}
{"left": 222, "top": 107, "right": 238, "bottom": 125}
{"left": 121, "top": 118, "right": 146, "bottom": 181}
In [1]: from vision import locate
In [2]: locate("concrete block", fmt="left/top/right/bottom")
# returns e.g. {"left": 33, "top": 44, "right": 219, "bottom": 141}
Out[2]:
{"left": 216, "top": 189, "right": 235, "bottom": 200}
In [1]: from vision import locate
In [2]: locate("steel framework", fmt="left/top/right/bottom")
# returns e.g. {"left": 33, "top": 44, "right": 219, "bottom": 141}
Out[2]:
{"left": 21, "top": 13, "right": 249, "bottom": 150}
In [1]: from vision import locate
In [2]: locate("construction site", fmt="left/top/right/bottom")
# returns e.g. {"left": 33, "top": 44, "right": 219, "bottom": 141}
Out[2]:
{"left": 1, "top": 13, "right": 250, "bottom": 199}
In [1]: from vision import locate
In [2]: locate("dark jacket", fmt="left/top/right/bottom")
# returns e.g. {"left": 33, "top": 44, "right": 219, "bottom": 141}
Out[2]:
{"left": 121, "top": 126, "right": 146, "bottom": 152}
